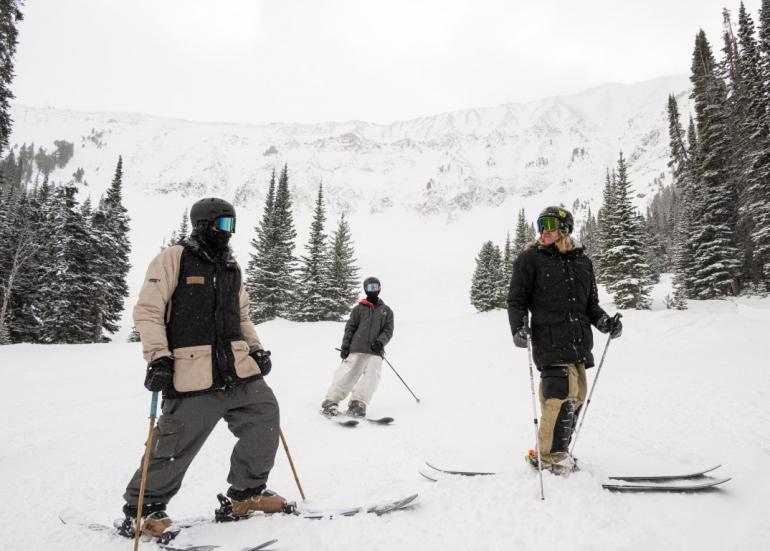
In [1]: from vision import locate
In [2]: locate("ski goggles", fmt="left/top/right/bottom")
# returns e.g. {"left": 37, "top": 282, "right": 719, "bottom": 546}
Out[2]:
{"left": 214, "top": 216, "right": 236, "bottom": 233}
{"left": 364, "top": 282, "right": 381, "bottom": 293}
{"left": 536, "top": 216, "right": 562, "bottom": 233}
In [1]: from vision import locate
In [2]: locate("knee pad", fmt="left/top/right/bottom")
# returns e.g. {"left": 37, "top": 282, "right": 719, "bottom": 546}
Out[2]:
{"left": 541, "top": 367, "right": 568, "bottom": 400}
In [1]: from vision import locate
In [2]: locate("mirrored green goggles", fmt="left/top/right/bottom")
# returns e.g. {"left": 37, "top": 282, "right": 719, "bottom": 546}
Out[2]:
{"left": 537, "top": 216, "right": 561, "bottom": 233}
{"left": 214, "top": 216, "right": 236, "bottom": 233}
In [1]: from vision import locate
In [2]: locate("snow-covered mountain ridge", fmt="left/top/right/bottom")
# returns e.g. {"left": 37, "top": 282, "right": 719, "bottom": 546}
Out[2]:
{"left": 9, "top": 74, "right": 690, "bottom": 219}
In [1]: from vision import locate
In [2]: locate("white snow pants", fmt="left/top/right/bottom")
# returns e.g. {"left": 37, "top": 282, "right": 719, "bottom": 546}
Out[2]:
{"left": 324, "top": 352, "right": 383, "bottom": 406}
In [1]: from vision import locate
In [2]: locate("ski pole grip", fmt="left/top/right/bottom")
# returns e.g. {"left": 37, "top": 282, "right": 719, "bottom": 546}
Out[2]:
{"left": 149, "top": 391, "right": 159, "bottom": 419}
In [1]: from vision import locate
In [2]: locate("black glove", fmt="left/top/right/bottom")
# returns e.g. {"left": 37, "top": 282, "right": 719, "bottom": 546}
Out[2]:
{"left": 596, "top": 314, "right": 623, "bottom": 339}
{"left": 250, "top": 349, "right": 272, "bottom": 377}
{"left": 371, "top": 341, "right": 384, "bottom": 355}
{"left": 340, "top": 347, "right": 350, "bottom": 359}
{"left": 513, "top": 326, "right": 529, "bottom": 348}
{"left": 144, "top": 356, "right": 174, "bottom": 392}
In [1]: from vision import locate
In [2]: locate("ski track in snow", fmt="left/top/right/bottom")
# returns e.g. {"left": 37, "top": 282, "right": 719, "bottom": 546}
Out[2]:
{"left": 1, "top": 284, "right": 769, "bottom": 550}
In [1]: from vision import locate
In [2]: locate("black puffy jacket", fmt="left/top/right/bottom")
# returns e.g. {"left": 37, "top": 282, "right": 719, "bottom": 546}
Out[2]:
{"left": 507, "top": 241, "right": 607, "bottom": 370}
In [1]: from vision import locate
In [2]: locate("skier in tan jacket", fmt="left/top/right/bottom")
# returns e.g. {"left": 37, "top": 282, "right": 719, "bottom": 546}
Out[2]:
{"left": 119, "top": 198, "right": 288, "bottom": 539}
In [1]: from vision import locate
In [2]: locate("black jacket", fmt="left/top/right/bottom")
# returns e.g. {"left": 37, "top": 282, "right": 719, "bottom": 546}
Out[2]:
{"left": 507, "top": 241, "right": 607, "bottom": 370}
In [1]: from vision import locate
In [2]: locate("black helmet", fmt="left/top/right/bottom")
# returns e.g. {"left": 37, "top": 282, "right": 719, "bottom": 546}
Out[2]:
{"left": 363, "top": 276, "right": 381, "bottom": 294}
{"left": 537, "top": 206, "right": 574, "bottom": 234}
{"left": 190, "top": 198, "right": 236, "bottom": 233}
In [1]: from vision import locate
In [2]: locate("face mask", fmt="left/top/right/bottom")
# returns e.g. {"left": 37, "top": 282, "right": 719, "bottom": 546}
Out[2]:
{"left": 203, "top": 228, "right": 231, "bottom": 251}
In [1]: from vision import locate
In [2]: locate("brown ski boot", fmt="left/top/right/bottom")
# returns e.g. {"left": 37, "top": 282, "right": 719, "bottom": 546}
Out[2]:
{"left": 231, "top": 489, "right": 291, "bottom": 517}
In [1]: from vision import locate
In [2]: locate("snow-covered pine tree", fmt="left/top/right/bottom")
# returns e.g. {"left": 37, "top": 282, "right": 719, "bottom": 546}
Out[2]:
{"left": 502, "top": 231, "right": 513, "bottom": 285}
{"left": 667, "top": 95, "right": 693, "bottom": 308}
{"left": 36, "top": 183, "right": 95, "bottom": 343}
{"left": 272, "top": 164, "right": 299, "bottom": 319}
{"left": 470, "top": 241, "right": 504, "bottom": 312}
{"left": 736, "top": 4, "right": 770, "bottom": 291}
{"left": 605, "top": 152, "right": 653, "bottom": 309}
{"left": 327, "top": 213, "right": 360, "bottom": 322}
{"left": 246, "top": 170, "right": 278, "bottom": 323}
{"left": 596, "top": 169, "right": 619, "bottom": 284}
{"left": 513, "top": 208, "right": 531, "bottom": 253}
{"left": 578, "top": 206, "right": 599, "bottom": 261}
{"left": 689, "top": 30, "right": 741, "bottom": 298}
{"left": 0, "top": 0, "right": 23, "bottom": 159}
{"left": 164, "top": 209, "right": 189, "bottom": 249}
{"left": 295, "top": 183, "right": 336, "bottom": 321}
{"left": 98, "top": 156, "right": 131, "bottom": 338}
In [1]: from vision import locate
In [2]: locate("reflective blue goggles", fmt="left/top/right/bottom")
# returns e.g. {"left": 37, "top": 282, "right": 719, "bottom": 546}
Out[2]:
{"left": 214, "top": 216, "right": 236, "bottom": 233}
{"left": 364, "top": 282, "right": 381, "bottom": 293}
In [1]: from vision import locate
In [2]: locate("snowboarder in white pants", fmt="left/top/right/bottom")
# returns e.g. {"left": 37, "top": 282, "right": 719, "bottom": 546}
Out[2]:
{"left": 321, "top": 276, "right": 394, "bottom": 418}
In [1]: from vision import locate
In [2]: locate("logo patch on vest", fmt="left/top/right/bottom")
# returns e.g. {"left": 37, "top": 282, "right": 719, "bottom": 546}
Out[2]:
{"left": 186, "top": 276, "right": 206, "bottom": 285}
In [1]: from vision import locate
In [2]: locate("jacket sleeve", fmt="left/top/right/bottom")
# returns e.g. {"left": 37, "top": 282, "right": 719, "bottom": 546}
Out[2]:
{"left": 585, "top": 257, "right": 607, "bottom": 325}
{"left": 507, "top": 249, "right": 534, "bottom": 335}
{"left": 239, "top": 281, "right": 264, "bottom": 352}
{"left": 376, "top": 307, "right": 394, "bottom": 346}
{"left": 133, "top": 246, "right": 183, "bottom": 363}
{"left": 342, "top": 306, "right": 360, "bottom": 348}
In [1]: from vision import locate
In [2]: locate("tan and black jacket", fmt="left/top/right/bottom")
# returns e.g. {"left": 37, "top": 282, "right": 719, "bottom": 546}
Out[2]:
{"left": 133, "top": 237, "right": 264, "bottom": 398}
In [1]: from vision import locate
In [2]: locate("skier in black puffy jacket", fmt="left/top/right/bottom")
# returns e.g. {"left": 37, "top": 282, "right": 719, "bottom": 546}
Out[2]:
{"left": 507, "top": 206, "right": 622, "bottom": 474}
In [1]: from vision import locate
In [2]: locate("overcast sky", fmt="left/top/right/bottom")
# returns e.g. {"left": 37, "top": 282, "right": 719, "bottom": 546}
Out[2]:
{"left": 11, "top": 0, "right": 765, "bottom": 125}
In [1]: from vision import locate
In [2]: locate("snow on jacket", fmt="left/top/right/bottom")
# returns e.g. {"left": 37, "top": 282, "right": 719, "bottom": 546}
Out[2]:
{"left": 506, "top": 240, "right": 607, "bottom": 370}
{"left": 132, "top": 236, "right": 264, "bottom": 398}
{"left": 342, "top": 298, "right": 394, "bottom": 355}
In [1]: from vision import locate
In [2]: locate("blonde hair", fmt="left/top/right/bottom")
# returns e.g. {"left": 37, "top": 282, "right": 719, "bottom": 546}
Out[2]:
{"left": 536, "top": 232, "right": 573, "bottom": 253}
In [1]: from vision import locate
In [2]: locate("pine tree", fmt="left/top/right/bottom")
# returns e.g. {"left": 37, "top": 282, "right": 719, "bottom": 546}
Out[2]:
{"left": 596, "top": 169, "right": 619, "bottom": 284}
{"left": 98, "top": 156, "right": 131, "bottom": 339}
{"left": 164, "top": 208, "right": 189, "bottom": 249}
{"left": 327, "top": 214, "right": 360, "bottom": 321}
{"left": 272, "top": 164, "right": 298, "bottom": 318}
{"left": 470, "top": 241, "right": 504, "bottom": 312}
{"left": 736, "top": 3, "right": 770, "bottom": 291}
{"left": 667, "top": 96, "right": 693, "bottom": 307}
{"left": 246, "top": 167, "right": 298, "bottom": 322}
{"left": 689, "top": 30, "right": 742, "bottom": 298}
{"left": 0, "top": 1, "right": 23, "bottom": 159}
{"left": 513, "top": 208, "right": 531, "bottom": 253}
{"left": 578, "top": 206, "right": 599, "bottom": 260}
{"left": 604, "top": 153, "right": 653, "bottom": 309}
{"left": 36, "top": 184, "right": 94, "bottom": 343}
{"left": 295, "top": 183, "right": 336, "bottom": 321}
{"left": 246, "top": 170, "right": 278, "bottom": 323}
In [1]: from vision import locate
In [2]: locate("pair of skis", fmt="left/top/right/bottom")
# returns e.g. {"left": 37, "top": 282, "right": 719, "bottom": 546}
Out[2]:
{"left": 420, "top": 461, "right": 731, "bottom": 492}
{"left": 59, "top": 492, "right": 418, "bottom": 549}
{"left": 322, "top": 412, "right": 394, "bottom": 427}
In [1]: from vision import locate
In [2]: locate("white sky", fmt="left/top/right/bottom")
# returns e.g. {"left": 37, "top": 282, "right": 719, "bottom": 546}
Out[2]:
{"left": 12, "top": 0, "right": 765, "bottom": 125}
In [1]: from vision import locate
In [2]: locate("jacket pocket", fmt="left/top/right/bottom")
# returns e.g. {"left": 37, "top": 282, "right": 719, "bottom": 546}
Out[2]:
{"left": 231, "top": 340, "right": 260, "bottom": 379}
{"left": 172, "top": 344, "right": 213, "bottom": 392}
{"left": 153, "top": 417, "right": 184, "bottom": 460}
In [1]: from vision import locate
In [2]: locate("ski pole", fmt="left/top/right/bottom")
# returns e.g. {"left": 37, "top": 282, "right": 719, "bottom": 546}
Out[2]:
{"left": 570, "top": 313, "right": 621, "bottom": 456}
{"left": 134, "top": 391, "right": 159, "bottom": 551}
{"left": 335, "top": 347, "right": 421, "bottom": 403}
{"left": 381, "top": 355, "right": 421, "bottom": 403}
{"left": 524, "top": 315, "right": 545, "bottom": 501}
{"left": 278, "top": 427, "right": 306, "bottom": 501}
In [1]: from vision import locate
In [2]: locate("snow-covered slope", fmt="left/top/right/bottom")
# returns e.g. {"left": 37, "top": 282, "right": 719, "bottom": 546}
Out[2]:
{"left": 9, "top": 74, "right": 689, "bottom": 218}
{"left": 1, "top": 280, "right": 767, "bottom": 551}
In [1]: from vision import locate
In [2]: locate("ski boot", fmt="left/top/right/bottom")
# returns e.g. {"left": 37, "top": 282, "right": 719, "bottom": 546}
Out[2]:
{"left": 216, "top": 489, "right": 296, "bottom": 522}
{"left": 321, "top": 399, "right": 339, "bottom": 416}
{"left": 118, "top": 503, "right": 173, "bottom": 538}
{"left": 346, "top": 400, "right": 366, "bottom": 418}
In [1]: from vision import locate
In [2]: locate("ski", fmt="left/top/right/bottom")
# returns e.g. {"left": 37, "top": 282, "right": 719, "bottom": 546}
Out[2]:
{"left": 602, "top": 476, "right": 731, "bottom": 492}
{"left": 320, "top": 410, "right": 359, "bottom": 427}
{"left": 367, "top": 416, "right": 394, "bottom": 425}
{"left": 608, "top": 464, "right": 722, "bottom": 482}
{"left": 425, "top": 461, "right": 497, "bottom": 476}
{"left": 214, "top": 492, "right": 419, "bottom": 521}
{"left": 59, "top": 512, "right": 278, "bottom": 551}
